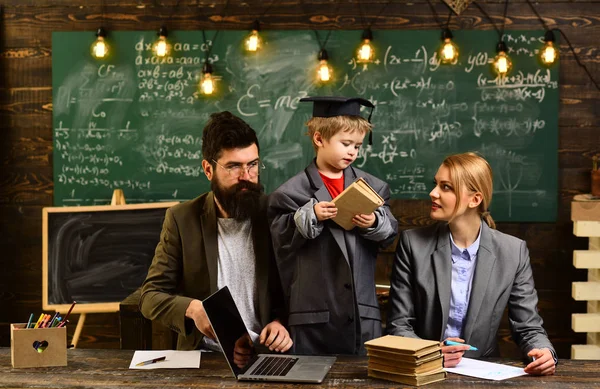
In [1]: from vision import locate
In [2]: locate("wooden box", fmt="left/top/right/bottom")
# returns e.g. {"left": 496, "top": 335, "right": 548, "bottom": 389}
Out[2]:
{"left": 10, "top": 323, "right": 67, "bottom": 368}
{"left": 572, "top": 195, "right": 600, "bottom": 222}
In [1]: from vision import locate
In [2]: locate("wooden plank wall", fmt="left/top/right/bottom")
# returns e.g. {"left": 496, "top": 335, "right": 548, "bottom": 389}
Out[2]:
{"left": 0, "top": 0, "right": 597, "bottom": 358}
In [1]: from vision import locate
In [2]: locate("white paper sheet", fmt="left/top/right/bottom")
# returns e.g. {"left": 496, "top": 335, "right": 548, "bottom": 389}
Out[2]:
{"left": 129, "top": 350, "right": 202, "bottom": 369}
{"left": 445, "top": 357, "right": 528, "bottom": 381}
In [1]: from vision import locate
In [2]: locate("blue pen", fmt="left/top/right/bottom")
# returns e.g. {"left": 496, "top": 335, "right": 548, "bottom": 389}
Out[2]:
{"left": 445, "top": 340, "right": 478, "bottom": 351}
{"left": 26, "top": 313, "right": 34, "bottom": 329}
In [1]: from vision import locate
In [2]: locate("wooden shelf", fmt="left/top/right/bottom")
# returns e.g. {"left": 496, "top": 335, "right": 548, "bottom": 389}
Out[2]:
{"left": 572, "top": 282, "right": 600, "bottom": 301}
{"left": 574, "top": 251, "right": 600, "bottom": 268}
{"left": 571, "top": 345, "right": 600, "bottom": 360}
{"left": 571, "top": 198, "right": 600, "bottom": 359}
{"left": 573, "top": 221, "right": 600, "bottom": 237}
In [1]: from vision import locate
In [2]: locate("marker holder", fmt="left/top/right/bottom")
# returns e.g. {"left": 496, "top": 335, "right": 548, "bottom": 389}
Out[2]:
{"left": 10, "top": 323, "right": 67, "bottom": 368}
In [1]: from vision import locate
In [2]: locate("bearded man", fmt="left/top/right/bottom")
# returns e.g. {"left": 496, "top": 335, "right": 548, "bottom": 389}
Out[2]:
{"left": 140, "top": 111, "right": 292, "bottom": 361}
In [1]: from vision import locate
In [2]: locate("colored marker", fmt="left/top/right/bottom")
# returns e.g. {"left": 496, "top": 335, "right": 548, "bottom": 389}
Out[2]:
{"left": 135, "top": 356, "right": 166, "bottom": 366}
{"left": 26, "top": 313, "right": 34, "bottom": 329}
{"left": 48, "top": 312, "right": 59, "bottom": 327}
{"left": 33, "top": 313, "right": 45, "bottom": 329}
{"left": 50, "top": 317, "right": 60, "bottom": 328}
{"left": 40, "top": 314, "right": 51, "bottom": 328}
{"left": 444, "top": 340, "right": 478, "bottom": 351}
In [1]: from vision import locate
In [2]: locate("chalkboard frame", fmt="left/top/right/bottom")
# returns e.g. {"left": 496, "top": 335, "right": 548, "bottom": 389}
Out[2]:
{"left": 42, "top": 202, "right": 178, "bottom": 314}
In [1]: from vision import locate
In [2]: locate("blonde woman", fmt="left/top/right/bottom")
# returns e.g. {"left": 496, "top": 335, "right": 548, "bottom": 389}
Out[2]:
{"left": 386, "top": 152, "right": 556, "bottom": 376}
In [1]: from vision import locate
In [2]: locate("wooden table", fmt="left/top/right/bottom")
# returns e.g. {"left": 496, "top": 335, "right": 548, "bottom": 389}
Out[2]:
{"left": 1, "top": 349, "right": 599, "bottom": 388}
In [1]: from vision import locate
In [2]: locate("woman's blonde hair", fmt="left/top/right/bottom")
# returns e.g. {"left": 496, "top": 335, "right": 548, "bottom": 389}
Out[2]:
{"left": 306, "top": 116, "right": 372, "bottom": 152}
{"left": 442, "top": 152, "right": 496, "bottom": 229}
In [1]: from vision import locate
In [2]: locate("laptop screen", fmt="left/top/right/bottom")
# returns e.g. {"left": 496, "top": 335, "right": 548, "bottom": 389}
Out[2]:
{"left": 202, "top": 286, "right": 253, "bottom": 377}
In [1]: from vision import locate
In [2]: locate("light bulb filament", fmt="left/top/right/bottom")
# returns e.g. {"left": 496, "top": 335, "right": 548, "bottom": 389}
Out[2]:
{"left": 357, "top": 40, "right": 374, "bottom": 63}
{"left": 92, "top": 37, "right": 108, "bottom": 59}
{"left": 245, "top": 30, "right": 261, "bottom": 52}
{"left": 497, "top": 56, "right": 508, "bottom": 74}
{"left": 441, "top": 39, "right": 458, "bottom": 63}
{"left": 541, "top": 43, "right": 556, "bottom": 64}
{"left": 201, "top": 73, "right": 214, "bottom": 95}
{"left": 318, "top": 60, "right": 331, "bottom": 82}
{"left": 154, "top": 37, "right": 169, "bottom": 57}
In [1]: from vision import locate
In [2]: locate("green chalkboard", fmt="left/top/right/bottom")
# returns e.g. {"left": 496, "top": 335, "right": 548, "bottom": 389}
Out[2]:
{"left": 52, "top": 30, "right": 558, "bottom": 221}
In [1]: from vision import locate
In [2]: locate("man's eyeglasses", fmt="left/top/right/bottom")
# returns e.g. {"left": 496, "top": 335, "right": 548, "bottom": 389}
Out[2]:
{"left": 212, "top": 159, "right": 265, "bottom": 178}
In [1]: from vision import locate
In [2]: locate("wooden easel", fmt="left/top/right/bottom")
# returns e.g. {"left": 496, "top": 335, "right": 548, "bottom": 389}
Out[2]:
{"left": 70, "top": 189, "right": 126, "bottom": 348}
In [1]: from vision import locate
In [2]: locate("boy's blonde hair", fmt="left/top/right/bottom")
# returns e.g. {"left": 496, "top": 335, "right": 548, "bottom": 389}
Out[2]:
{"left": 306, "top": 116, "right": 373, "bottom": 152}
{"left": 442, "top": 152, "right": 496, "bottom": 229}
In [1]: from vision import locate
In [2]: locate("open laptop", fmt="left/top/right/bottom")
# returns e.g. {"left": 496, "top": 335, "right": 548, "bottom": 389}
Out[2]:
{"left": 203, "top": 286, "right": 336, "bottom": 383}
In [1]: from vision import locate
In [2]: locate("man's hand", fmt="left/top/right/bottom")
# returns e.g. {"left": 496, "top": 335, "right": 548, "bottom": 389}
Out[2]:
{"left": 440, "top": 337, "right": 471, "bottom": 368}
{"left": 352, "top": 212, "right": 376, "bottom": 228}
{"left": 185, "top": 299, "right": 216, "bottom": 339}
{"left": 259, "top": 320, "right": 293, "bottom": 352}
{"left": 524, "top": 348, "right": 556, "bottom": 376}
{"left": 234, "top": 334, "right": 254, "bottom": 368}
{"left": 314, "top": 201, "right": 337, "bottom": 222}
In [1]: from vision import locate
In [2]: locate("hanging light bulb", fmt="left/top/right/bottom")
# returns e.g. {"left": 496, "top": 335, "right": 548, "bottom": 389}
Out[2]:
{"left": 440, "top": 28, "right": 459, "bottom": 64}
{"left": 199, "top": 62, "right": 216, "bottom": 95}
{"left": 493, "top": 41, "right": 512, "bottom": 75}
{"left": 152, "top": 26, "right": 170, "bottom": 57}
{"left": 91, "top": 27, "right": 109, "bottom": 59}
{"left": 317, "top": 49, "right": 333, "bottom": 83}
{"left": 540, "top": 30, "right": 558, "bottom": 66}
{"left": 356, "top": 28, "right": 374, "bottom": 63}
{"left": 245, "top": 20, "right": 262, "bottom": 52}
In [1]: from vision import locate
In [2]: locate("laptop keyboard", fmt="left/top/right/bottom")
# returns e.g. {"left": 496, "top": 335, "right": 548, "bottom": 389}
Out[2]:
{"left": 248, "top": 356, "right": 299, "bottom": 376}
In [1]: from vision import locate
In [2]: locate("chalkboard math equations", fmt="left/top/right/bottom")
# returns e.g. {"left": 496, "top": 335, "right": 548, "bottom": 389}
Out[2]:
{"left": 52, "top": 30, "right": 558, "bottom": 221}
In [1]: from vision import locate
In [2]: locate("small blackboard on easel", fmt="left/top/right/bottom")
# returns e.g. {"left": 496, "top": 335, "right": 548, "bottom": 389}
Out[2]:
{"left": 42, "top": 189, "right": 178, "bottom": 346}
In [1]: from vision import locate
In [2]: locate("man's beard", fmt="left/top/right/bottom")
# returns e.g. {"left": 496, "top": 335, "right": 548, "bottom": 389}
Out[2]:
{"left": 211, "top": 177, "right": 264, "bottom": 221}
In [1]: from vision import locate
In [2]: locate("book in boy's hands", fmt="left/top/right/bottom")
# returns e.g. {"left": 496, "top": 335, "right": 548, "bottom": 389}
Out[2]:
{"left": 331, "top": 177, "right": 384, "bottom": 230}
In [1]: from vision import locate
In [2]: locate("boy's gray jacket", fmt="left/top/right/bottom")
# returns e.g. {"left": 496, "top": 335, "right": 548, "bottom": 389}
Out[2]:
{"left": 268, "top": 160, "right": 398, "bottom": 354}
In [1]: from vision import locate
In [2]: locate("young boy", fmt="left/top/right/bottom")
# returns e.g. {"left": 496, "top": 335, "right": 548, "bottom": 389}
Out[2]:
{"left": 268, "top": 96, "right": 398, "bottom": 355}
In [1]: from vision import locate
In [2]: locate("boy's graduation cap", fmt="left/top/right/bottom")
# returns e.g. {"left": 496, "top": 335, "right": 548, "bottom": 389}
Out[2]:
{"left": 300, "top": 96, "right": 376, "bottom": 144}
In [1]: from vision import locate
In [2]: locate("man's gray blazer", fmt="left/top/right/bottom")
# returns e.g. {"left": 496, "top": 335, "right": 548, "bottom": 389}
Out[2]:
{"left": 386, "top": 221, "right": 555, "bottom": 358}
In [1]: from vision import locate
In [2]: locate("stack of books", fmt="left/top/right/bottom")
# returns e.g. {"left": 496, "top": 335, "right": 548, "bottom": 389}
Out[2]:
{"left": 365, "top": 335, "right": 446, "bottom": 386}
{"left": 331, "top": 177, "right": 384, "bottom": 230}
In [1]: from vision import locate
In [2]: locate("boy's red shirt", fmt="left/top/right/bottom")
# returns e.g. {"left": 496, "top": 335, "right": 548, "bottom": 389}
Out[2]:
{"left": 319, "top": 172, "right": 344, "bottom": 199}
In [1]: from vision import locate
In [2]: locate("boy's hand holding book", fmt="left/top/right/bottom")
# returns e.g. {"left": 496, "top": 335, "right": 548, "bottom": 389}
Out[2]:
{"left": 314, "top": 201, "right": 338, "bottom": 222}
{"left": 352, "top": 213, "right": 376, "bottom": 228}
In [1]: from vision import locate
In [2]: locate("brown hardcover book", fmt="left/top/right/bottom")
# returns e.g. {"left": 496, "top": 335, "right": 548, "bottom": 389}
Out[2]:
{"left": 331, "top": 177, "right": 384, "bottom": 230}
{"left": 368, "top": 368, "right": 447, "bottom": 386}
{"left": 367, "top": 349, "right": 442, "bottom": 364}
{"left": 365, "top": 335, "right": 441, "bottom": 357}
{"left": 368, "top": 355, "right": 443, "bottom": 374}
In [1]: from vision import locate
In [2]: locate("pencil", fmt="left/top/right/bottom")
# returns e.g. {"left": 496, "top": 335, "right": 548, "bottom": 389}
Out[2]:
{"left": 58, "top": 301, "right": 77, "bottom": 327}
{"left": 135, "top": 356, "right": 167, "bottom": 366}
